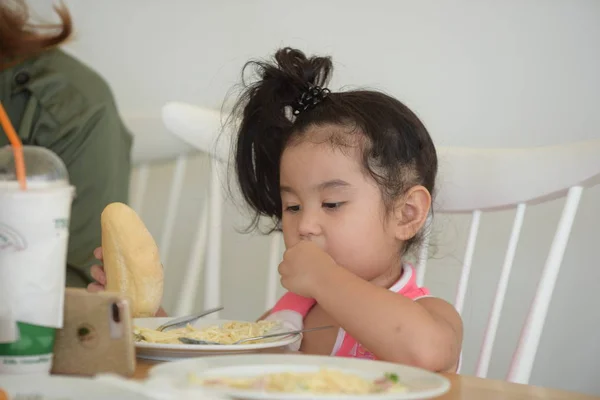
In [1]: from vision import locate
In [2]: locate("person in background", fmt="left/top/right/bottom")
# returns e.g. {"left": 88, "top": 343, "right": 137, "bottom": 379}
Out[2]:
{"left": 0, "top": 0, "right": 132, "bottom": 287}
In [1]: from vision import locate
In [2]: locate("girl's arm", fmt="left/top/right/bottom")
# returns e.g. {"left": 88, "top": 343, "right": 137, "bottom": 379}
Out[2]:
{"left": 313, "top": 264, "right": 462, "bottom": 372}
{"left": 257, "top": 292, "right": 317, "bottom": 322}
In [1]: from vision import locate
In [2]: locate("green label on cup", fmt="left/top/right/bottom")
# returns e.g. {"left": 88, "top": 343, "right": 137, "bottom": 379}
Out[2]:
{"left": 0, "top": 322, "right": 56, "bottom": 356}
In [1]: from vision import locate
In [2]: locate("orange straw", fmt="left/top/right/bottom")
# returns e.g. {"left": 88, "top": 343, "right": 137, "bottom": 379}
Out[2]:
{"left": 0, "top": 101, "right": 27, "bottom": 190}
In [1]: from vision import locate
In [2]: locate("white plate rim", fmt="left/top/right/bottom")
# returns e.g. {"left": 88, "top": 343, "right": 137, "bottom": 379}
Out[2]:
{"left": 133, "top": 317, "right": 301, "bottom": 352}
{"left": 147, "top": 353, "right": 452, "bottom": 400}
{"left": 0, "top": 374, "right": 152, "bottom": 399}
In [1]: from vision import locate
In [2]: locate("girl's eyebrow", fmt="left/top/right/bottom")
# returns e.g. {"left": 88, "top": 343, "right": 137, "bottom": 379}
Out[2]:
{"left": 280, "top": 179, "right": 352, "bottom": 194}
{"left": 316, "top": 179, "right": 351, "bottom": 191}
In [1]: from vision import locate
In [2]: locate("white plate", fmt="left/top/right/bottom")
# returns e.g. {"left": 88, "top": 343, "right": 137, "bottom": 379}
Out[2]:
{"left": 134, "top": 318, "right": 301, "bottom": 361}
{"left": 147, "top": 354, "right": 451, "bottom": 400}
{"left": 0, "top": 374, "right": 152, "bottom": 400}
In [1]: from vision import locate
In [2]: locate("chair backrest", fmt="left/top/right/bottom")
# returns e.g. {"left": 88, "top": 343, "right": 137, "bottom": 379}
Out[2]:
{"left": 128, "top": 108, "right": 221, "bottom": 321}
{"left": 417, "top": 141, "right": 600, "bottom": 384}
{"left": 158, "top": 102, "right": 285, "bottom": 320}
{"left": 152, "top": 101, "right": 600, "bottom": 385}
{"left": 126, "top": 111, "right": 208, "bottom": 315}
{"left": 128, "top": 103, "right": 284, "bottom": 322}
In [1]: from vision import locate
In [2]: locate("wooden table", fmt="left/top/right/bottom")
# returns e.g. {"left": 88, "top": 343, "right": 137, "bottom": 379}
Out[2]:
{"left": 133, "top": 359, "right": 599, "bottom": 399}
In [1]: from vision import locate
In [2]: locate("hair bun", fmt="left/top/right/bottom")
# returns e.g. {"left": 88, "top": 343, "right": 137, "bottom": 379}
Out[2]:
{"left": 271, "top": 47, "right": 333, "bottom": 90}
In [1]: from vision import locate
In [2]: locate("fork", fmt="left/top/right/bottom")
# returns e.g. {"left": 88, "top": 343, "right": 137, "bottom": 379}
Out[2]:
{"left": 134, "top": 306, "right": 225, "bottom": 342}
{"left": 178, "top": 325, "right": 334, "bottom": 345}
{"left": 153, "top": 306, "right": 224, "bottom": 332}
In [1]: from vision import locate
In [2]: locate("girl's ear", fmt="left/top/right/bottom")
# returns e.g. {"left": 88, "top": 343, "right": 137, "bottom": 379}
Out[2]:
{"left": 393, "top": 185, "right": 431, "bottom": 241}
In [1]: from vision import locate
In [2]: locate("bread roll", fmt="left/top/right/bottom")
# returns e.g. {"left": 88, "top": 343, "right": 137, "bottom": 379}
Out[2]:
{"left": 101, "top": 202, "right": 164, "bottom": 317}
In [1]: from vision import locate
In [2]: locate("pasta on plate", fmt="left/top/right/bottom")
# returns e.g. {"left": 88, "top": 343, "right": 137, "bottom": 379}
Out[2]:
{"left": 134, "top": 321, "right": 279, "bottom": 345}
{"left": 190, "top": 368, "right": 408, "bottom": 394}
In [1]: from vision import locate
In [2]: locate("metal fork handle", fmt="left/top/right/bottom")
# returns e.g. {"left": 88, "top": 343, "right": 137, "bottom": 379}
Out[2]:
{"left": 234, "top": 325, "right": 335, "bottom": 344}
{"left": 156, "top": 306, "right": 224, "bottom": 332}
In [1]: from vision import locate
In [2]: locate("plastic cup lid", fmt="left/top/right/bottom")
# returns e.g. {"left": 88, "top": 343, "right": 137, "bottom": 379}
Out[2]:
{"left": 0, "top": 145, "right": 69, "bottom": 186}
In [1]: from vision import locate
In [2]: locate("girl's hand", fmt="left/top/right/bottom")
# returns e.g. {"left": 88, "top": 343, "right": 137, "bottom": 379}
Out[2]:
{"left": 278, "top": 240, "right": 339, "bottom": 298}
{"left": 88, "top": 246, "right": 169, "bottom": 317}
{"left": 87, "top": 247, "right": 107, "bottom": 293}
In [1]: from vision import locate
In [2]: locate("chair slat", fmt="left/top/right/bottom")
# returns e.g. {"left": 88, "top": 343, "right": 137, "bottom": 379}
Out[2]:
{"left": 416, "top": 240, "right": 429, "bottom": 287}
{"left": 476, "top": 203, "right": 526, "bottom": 378}
{"left": 130, "top": 164, "right": 150, "bottom": 214}
{"left": 415, "top": 214, "right": 432, "bottom": 287}
{"left": 265, "top": 232, "right": 282, "bottom": 310}
{"left": 159, "top": 155, "right": 187, "bottom": 265}
{"left": 203, "top": 159, "right": 223, "bottom": 318}
{"left": 507, "top": 186, "right": 583, "bottom": 384}
{"left": 455, "top": 210, "right": 482, "bottom": 315}
{"left": 174, "top": 201, "right": 208, "bottom": 317}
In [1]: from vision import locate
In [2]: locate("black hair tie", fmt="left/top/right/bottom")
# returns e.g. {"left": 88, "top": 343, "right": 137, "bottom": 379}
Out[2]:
{"left": 292, "top": 85, "right": 330, "bottom": 116}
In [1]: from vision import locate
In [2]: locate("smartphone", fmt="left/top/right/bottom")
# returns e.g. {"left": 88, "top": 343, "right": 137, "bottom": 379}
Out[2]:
{"left": 51, "top": 288, "right": 136, "bottom": 377}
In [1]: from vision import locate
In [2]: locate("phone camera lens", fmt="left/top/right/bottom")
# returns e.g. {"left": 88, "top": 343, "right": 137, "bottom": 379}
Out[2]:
{"left": 112, "top": 303, "right": 121, "bottom": 323}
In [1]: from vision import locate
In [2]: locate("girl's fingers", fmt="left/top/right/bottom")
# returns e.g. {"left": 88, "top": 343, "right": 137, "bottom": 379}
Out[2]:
{"left": 93, "top": 246, "right": 103, "bottom": 261}
{"left": 90, "top": 264, "right": 106, "bottom": 285}
{"left": 87, "top": 282, "right": 105, "bottom": 293}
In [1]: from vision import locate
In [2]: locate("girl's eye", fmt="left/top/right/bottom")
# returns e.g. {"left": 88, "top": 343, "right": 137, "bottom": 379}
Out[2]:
{"left": 285, "top": 205, "right": 300, "bottom": 213}
{"left": 323, "top": 202, "right": 345, "bottom": 210}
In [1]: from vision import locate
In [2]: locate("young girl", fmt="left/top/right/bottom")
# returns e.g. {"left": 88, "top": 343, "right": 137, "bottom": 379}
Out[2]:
{"left": 232, "top": 47, "right": 462, "bottom": 372}
{"left": 89, "top": 47, "right": 462, "bottom": 372}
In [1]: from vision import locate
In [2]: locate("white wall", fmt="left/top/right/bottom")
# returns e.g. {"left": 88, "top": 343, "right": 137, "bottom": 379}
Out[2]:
{"left": 37, "top": 0, "right": 600, "bottom": 149}
{"left": 31, "top": 0, "right": 600, "bottom": 395}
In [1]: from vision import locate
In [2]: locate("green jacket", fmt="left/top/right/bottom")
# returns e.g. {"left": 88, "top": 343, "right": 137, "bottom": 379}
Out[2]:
{"left": 0, "top": 49, "right": 133, "bottom": 287}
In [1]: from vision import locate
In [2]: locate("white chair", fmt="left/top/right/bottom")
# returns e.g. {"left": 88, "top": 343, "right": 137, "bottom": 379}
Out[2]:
{"left": 127, "top": 104, "right": 283, "bottom": 321}
{"left": 158, "top": 102, "right": 283, "bottom": 319}
{"left": 416, "top": 141, "right": 600, "bottom": 384}
{"left": 136, "top": 101, "right": 600, "bottom": 385}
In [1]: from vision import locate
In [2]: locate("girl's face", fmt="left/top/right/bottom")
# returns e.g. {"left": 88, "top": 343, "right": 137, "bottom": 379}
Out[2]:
{"left": 279, "top": 125, "right": 405, "bottom": 286}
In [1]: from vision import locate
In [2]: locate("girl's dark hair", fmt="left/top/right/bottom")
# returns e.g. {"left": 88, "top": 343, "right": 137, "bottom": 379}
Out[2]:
{"left": 0, "top": 0, "right": 72, "bottom": 70}
{"left": 231, "top": 47, "right": 437, "bottom": 253}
